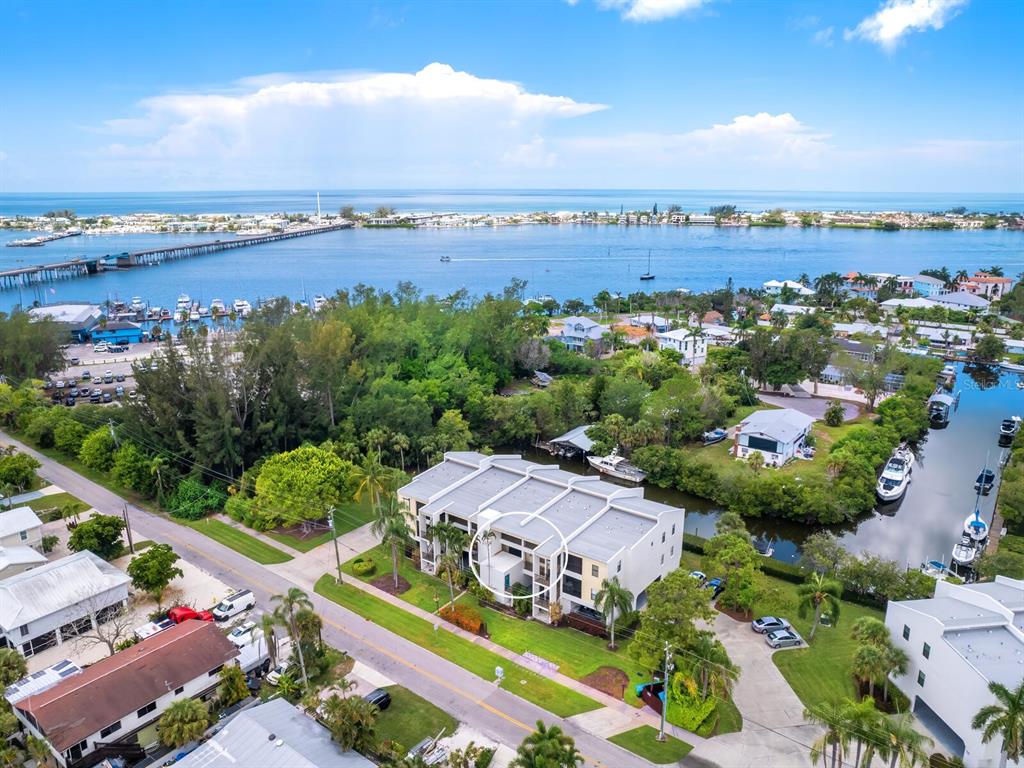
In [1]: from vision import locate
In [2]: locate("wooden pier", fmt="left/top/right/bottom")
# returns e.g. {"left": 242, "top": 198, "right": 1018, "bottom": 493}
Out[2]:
{"left": 0, "top": 222, "right": 351, "bottom": 291}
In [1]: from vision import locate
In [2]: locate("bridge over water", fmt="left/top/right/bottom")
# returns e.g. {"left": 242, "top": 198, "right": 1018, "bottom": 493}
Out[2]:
{"left": 0, "top": 222, "right": 351, "bottom": 291}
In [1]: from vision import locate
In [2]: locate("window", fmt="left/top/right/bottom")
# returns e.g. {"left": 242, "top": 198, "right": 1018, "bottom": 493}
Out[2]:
{"left": 503, "top": 546, "right": 522, "bottom": 558}
{"left": 566, "top": 555, "right": 582, "bottom": 575}
{"left": 661, "top": 532, "right": 665, "bottom": 543}
{"left": 902, "top": 625, "right": 911, "bottom": 641}
{"left": 19, "top": 530, "right": 27, "bottom": 541}
{"left": 65, "top": 740, "right": 88, "bottom": 762}
{"left": 208, "top": 664, "right": 224, "bottom": 677}
{"left": 19, "top": 625, "right": 28, "bottom": 637}
{"left": 99, "top": 721, "right": 121, "bottom": 738}
{"left": 670, "top": 546, "right": 674, "bottom": 556}
{"left": 590, "top": 589, "right": 597, "bottom": 600}
{"left": 174, "top": 686, "right": 184, "bottom": 695}
{"left": 591, "top": 564, "right": 599, "bottom": 578}
{"left": 922, "top": 643, "right": 930, "bottom": 659}
{"left": 137, "top": 701, "right": 157, "bottom": 718}
{"left": 660, "top": 553, "right": 664, "bottom": 565}
{"left": 616, "top": 561, "right": 622, "bottom": 573}
{"left": 672, "top": 524, "right": 676, "bottom": 535}
{"left": 917, "top": 671, "right": 926, "bottom": 688}
{"left": 563, "top": 575, "right": 582, "bottom": 599}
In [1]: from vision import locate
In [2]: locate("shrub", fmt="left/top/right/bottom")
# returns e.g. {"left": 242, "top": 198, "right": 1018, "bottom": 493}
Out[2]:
{"left": 439, "top": 604, "right": 485, "bottom": 635}
{"left": 111, "top": 442, "right": 155, "bottom": 496}
{"left": 759, "top": 558, "right": 807, "bottom": 584}
{"left": 168, "top": 477, "right": 226, "bottom": 520}
{"left": 0, "top": 452, "right": 40, "bottom": 489}
{"left": 41, "top": 534, "right": 59, "bottom": 554}
{"left": 223, "top": 495, "right": 253, "bottom": 525}
{"left": 78, "top": 427, "right": 116, "bottom": 472}
{"left": 351, "top": 557, "right": 376, "bottom": 576}
{"left": 53, "top": 419, "right": 89, "bottom": 456}
{"left": 23, "top": 407, "right": 69, "bottom": 448}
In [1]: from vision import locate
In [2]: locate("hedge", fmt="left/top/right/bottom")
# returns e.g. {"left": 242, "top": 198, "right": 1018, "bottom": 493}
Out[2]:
{"left": 439, "top": 604, "right": 486, "bottom": 636}
{"left": 351, "top": 557, "right": 376, "bottom": 576}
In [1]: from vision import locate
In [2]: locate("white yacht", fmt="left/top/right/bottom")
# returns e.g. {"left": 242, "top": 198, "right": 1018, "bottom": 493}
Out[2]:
{"left": 188, "top": 306, "right": 200, "bottom": 322}
{"left": 210, "top": 299, "right": 226, "bottom": 316}
{"left": 176, "top": 293, "right": 191, "bottom": 313}
{"left": 876, "top": 453, "right": 912, "bottom": 502}
{"left": 963, "top": 511, "right": 989, "bottom": 542}
{"left": 233, "top": 299, "right": 252, "bottom": 317}
{"left": 587, "top": 448, "right": 647, "bottom": 483}
{"left": 312, "top": 294, "right": 328, "bottom": 312}
{"left": 1000, "top": 416, "right": 1021, "bottom": 439}
{"left": 129, "top": 296, "right": 145, "bottom": 312}
{"left": 951, "top": 535, "right": 980, "bottom": 568}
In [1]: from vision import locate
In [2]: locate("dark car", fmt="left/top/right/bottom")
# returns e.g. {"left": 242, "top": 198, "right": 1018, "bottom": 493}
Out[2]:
{"left": 115, "top": 372, "right": 126, "bottom": 382}
{"left": 78, "top": 386, "right": 91, "bottom": 397}
{"left": 975, "top": 469, "right": 996, "bottom": 495}
{"left": 751, "top": 616, "right": 791, "bottom": 634}
{"left": 81, "top": 370, "right": 91, "bottom": 380}
{"left": 64, "top": 395, "right": 76, "bottom": 407}
{"left": 102, "top": 392, "right": 113, "bottom": 403}
{"left": 68, "top": 387, "right": 79, "bottom": 398}
{"left": 90, "top": 391, "right": 101, "bottom": 403}
{"left": 765, "top": 629, "right": 803, "bottom": 649}
{"left": 705, "top": 577, "right": 725, "bottom": 599}
{"left": 363, "top": 688, "right": 392, "bottom": 711}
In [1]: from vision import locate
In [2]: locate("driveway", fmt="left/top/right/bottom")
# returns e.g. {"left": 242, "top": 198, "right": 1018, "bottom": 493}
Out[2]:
{"left": 758, "top": 393, "right": 860, "bottom": 422}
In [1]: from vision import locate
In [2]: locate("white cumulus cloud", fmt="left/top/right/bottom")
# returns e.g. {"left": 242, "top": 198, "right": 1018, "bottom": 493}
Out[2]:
{"left": 845, "top": 0, "right": 967, "bottom": 50}
{"left": 598, "top": 0, "right": 708, "bottom": 23}
{"left": 812, "top": 26, "right": 835, "bottom": 46}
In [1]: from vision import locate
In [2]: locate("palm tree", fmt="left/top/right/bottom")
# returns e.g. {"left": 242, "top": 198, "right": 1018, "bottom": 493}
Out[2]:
{"left": 479, "top": 526, "right": 496, "bottom": 583}
{"left": 511, "top": 721, "right": 582, "bottom": 768}
{"left": 593, "top": 577, "right": 633, "bottom": 650}
{"left": 841, "top": 696, "right": 882, "bottom": 768}
{"left": 796, "top": 573, "right": 842, "bottom": 641}
{"left": 271, "top": 587, "right": 314, "bottom": 688}
{"left": 684, "top": 632, "right": 739, "bottom": 700}
{"left": 0, "top": 647, "right": 27, "bottom": 687}
{"left": 432, "top": 521, "right": 467, "bottom": 609}
{"left": 353, "top": 451, "right": 392, "bottom": 513}
{"left": 881, "top": 644, "right": 909, "bottom": 704}
{"left": 261, "top": 613, "right": 279, "bottom": 667}
{"left": 275, "top": 672, "right": 302, "bottom": 700}
{"left": 972, "top": 680, "right": 1024, "bottom": 767}
{"left": 149, "top": 455, "right": 170, "bottom": 504}
{"left": 25, "top": 735, "right": 51, "bottom": 768}
{"left": 874, "top": 712, "right": 933, "bottom": 768}
{"left": 158, "top": 698, "right": 210, "bottom": 748}
{"left": 852, "top": 643, "right": 888, "bottom": 699}
{"left": 323, "top": 694, "right": 379, "bottom": 753}
{"left": 804, "top": 702, "right": 847, "bottom": 768}
{"left": 372, "top": 501, "right": 411, "bottom": 593}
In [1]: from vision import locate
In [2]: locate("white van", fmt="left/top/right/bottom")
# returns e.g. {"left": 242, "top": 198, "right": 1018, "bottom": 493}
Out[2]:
{"left": 212, "top": 590, "right": 255, "bottom": 621}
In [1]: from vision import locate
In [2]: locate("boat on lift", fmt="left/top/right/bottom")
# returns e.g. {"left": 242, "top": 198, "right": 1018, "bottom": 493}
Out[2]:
{"left": 920, "top": 560, "right": 948, "bottom": 579}
{"left": 1000, "top": 416, "right": 1021, "bottom": 440}
{"left": 951, "top": 535, "right": 980, "bottom": 568}
{"left": 587, "top": 448, "right": 647, "bottom": 483}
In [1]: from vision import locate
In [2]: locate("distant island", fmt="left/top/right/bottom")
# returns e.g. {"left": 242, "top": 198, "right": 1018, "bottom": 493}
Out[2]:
{"left": 2, "top": 203, "right": 1022, "bottom": 236}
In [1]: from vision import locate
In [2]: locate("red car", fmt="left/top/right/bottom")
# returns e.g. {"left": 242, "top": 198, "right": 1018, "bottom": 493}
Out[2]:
{"left": 167, "top": 606, "right": 215, "bottom": 624}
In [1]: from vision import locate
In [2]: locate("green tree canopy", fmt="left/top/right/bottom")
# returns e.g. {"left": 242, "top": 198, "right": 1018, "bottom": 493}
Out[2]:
{"left": 68, "top": 514, "right": 125, "bottom": 560}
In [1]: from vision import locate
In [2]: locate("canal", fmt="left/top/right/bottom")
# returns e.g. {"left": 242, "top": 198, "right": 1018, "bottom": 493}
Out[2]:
{"left": 522, "top": 361, "right": 1022, "bottom": 567}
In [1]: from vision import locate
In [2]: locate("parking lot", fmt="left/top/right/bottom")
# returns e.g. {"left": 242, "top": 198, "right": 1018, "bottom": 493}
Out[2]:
{"left": 46, "top": 340, "right": 167, "bottom": 407}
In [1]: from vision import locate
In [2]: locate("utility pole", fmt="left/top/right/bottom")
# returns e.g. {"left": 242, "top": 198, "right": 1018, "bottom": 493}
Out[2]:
{"left": 657, "top": 641, "right": 672, "bottom": 742}
{"left": 328, "top": 506, "right": 343, "bottom": 584}
{"left": 108, "top": 419, "right": 120, "bottom": 448}
{"left": 122, "top": 504, "right": 135, "bottom": 554}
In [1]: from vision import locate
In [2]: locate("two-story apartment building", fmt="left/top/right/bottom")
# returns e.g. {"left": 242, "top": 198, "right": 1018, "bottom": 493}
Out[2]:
{"left": 11, "top": 620, "right": 239, "bottom": 768}
{"left": 397, "top": 453, "right": 684, "bottom": 624}
{"left": 551, "top": 316, "right": 609, "bottom": 353}
{"left": 885, "top": 576, "right": 1024, "bottom": 768}
{"left": 0, "top": 551, "right": 130, "bottom": 659}
{"left": 655, "top": 328, "right": 708, "bottom": 367}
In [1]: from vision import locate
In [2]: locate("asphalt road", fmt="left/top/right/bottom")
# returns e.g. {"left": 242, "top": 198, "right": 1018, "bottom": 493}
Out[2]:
{"left": 1, "top": 431, "right": 654, "bottom": 768}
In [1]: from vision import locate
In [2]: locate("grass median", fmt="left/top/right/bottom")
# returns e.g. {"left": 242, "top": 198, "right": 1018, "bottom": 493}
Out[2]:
{"left": 314, "top": 575, "right": 600, "bottom": 718}
{"left": 608, "top": 726, "right": 693, "bottom": 764}
{"left": 177, "top": 518, "right": 293, "bottom": 564}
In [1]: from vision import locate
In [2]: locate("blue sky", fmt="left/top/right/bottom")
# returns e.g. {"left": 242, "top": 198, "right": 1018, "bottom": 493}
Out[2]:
{"left": 1, "top": 0, "right": 1021, "bottom": 192}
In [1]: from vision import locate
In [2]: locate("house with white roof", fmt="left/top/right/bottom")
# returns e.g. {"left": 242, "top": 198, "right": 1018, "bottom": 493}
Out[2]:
{"left": 656, "top": 327, "right": 708, "bottom": 367}
{"left": 551, "top": 316, "right": 609, "bottom": 353}
{"left": 733, "top": 408, "right": 815, "bottom": 466}
{"left": 0, "top": 506, "right": 43, "bottom": 551}
{"left": 0, "top": 551, "right": 130, "bottom": 658}
{"left": 762, "top": 279, "right": 815, "bottom": 297}
{"left": 629, "top": 313, "right": 671, "bottom": 332}
{"left": 885, "top": 576, "right": 1024, "bottom": 767}
{"left": 398, "top": 453, "right": 684, "bottom": 625}
{"left": 932, "top": 291, "right": 991, "bottom": 313}
{"left": 880, "top": 297, "right": 940, "bottom": 313}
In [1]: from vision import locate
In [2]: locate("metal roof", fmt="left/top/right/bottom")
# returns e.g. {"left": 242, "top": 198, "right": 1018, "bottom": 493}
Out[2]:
{"left": 550, "top": 425, "right": 595, "bottom": 453}
{"left": 175, "top": 698, "right": 372, "bottom": 768}
{"left": 0, "top": 551, "right": 130, "bottom": 630}
{"left": 0, "top": 506, "right": 42, "bottom": 539}
{"left": 738, "top": 408, "right": 815, "bottom": 444}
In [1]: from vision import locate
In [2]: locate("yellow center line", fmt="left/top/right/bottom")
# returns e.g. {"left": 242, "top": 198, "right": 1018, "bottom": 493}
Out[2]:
{"left": 156, "top": 526, "right": 611, "bottom": 767}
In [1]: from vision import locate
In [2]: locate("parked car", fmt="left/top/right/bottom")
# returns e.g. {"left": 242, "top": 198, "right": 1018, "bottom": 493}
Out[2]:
{"left": 228, "top": 621, "right": 258, "bottom": 646}
{"left": 128, "top": 390, "right": 138, "bottom": 400}
{"left": 705, "top": 577, "right": 724, "bottom": 599}
{"left": 975, "top": 469, "right": 996, "bottom": 495}
{"left": 115, "top": 386, "right": 125, "bottom": 398}
{"left": 167, "top": 606, "right": 216, "bottom": 624}
{"left": 150, "top": 360, "right": 159, "bottom": 371}
{"left": 103, "top": 370, "right": 114, "bottom": 383}
{"left": 115, "top": 372, "right": 126, "bottom": 382}
{"left": 78, "top": 386, "right": 91, "bottom": 397}
{"left": 363, "top": 688, "right": 392, "bottom": 711}
{"left": 64, "top": 395, "right": 76, "bottom": 407}
{"left": 751, "top": 616, "right": 791, "bottom": 634}
{"left": 92, "top": 375, "right": 102, "bottom": 384}
{"left": 89, "top": 391, "right": 101, "bottom": 403}
{"left": 265, "top": 662, "right": 296, "bottom": 686}
{"left": 69, "top": 356, "right": 80, "bottom": 365}
{"left": 212, "top": 590, "right": 256, "bottom": 621}
{"left": 68, "top": 387, "right": 79, "bottom": 398}
{"left": 765, "top": 629, "right": 803, "bottom": 649}
{"left": 51, "top": 392, "right": 62, "bottom": 403}
{"left": 43, "top": 380, "right": 54, "bottom": 390}
{"left": 102, "top": 392, "right": 113, "bottom": 403}
{"left": 93, "top": 342, "right": 108, "bottom": 353}
{"left": 55, "top": 380, "right": 66, "bottom": 389}
{"left": 108, "top": 344, "right": 128, "bottom": 353}
{"left": 688, "top": 570, "right": 707, "bottom": 585}
{"left": 81, "top": 370, "right": 91, "bottom": 380}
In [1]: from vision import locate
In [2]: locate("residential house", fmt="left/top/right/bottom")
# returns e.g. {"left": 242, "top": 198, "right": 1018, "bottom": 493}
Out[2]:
{"left": 885, "top": 576, "right": 1024, "bottom": 767}
{"left": 173, "top": 698, "right": 372, "bottom": 768}
{"left": 27, "top": 304, "right": 102, "bottom": 343}
{"left": 834, "top": 337, "right": 876, "bottom": 362}
{"left": 655, "top": 328, "right": 708, "bottom": 367}
{"left": 397, "top": 453, "right": 684, "bottom": 625}
{"left": 629, "top": 314, "right": 670, "bottom": 333}
{"left": 733, "top": 409, "right": 815, "bottom": 466}
{"left": 958, "top": 272, "right": 1015, "bottom": 300}
{"left": 931, "top": 291, "right": 991, "bottom": 313}
{"left": 702, "top": 310, "right": 724, "bottom": 325}
{"left": 551, "top": 316, "right": 609, "bottom": 353}
{"left": 688, "top": 214, "right": 716, "bottom": 225}
{"left": 0, "top": 506, "right": 47, "bottom": 578}
{"left": 759, "top": 303, "right": 813, "bottom": 326}
{"left": 880, "top": 297, "right": 939, "bottom": 313}
{"left": 762, "top": 279, "right": 815, "bottom": 297}
{"left": 11, "top": 620, "right": 239, "bottom": 768}
{"left": 0, "top": 551, "right": 130, "bottom": 658}
{"left": 699, "top": 323, "right": 739, "bottom": 347}
{"left": 91, "top": 321, "right": 145, "bottom": 345}
{"left": 912, "top": 275, "right": 947, "bottom": 297}
{"left": 831, "top": 322, "right": 889, "bottom": 339}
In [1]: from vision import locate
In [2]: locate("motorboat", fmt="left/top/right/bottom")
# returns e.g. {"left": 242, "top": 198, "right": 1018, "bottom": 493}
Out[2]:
{"left": 920, "top": 560, "right": 948, "bottom": 579}
{"left": 312, "top": 295, "right": 328, "bottom": 312}
{"left": 439, "top": 255, "right": 452, "bottom": 263}
{"left": 233, "top": 299, "right": 252, "bottom": 317}
{"left": 1000, "top": 359, "right": 1024, "bottom": 373}
{"left": 893, "top": 443, "right": 915, "bottom": 468}
{"left": 702, "top": 428, "right": 728, "bottom": 446}
{"left": 210, "top": 299, "right": 226, "bottom": 316}
{"left": 129, "top": 296, "right": 145, "bottom": 312}
{"left": 176, "top": 293, "right": 191, "bottom": 312}
{"left": 188, "top": 307, "right": 201, "bottom": 322}
{"left": 587, "top": 448, "right": 647, "bottom": 483}
{"left": 876, "top": 453, "right": 912, "bottom": 502}
{"left": 159, "top": 308, "right": 171, "bottom": 320}
{"left": 951, "top": 535, "right": 980, "bottom": 568}
{"left": 928, "top": 393, "right": 954, "bottom": 426}
{"left": 1000, "top": 416, "right": 1022, "bottom": 439}
{"left": 964, "top": 511, "right": 989, "bottom": 542}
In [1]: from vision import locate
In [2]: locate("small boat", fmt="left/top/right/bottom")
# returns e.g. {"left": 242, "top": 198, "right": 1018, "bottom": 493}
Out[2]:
{"left": 198, "top": 306, "right": 210, "bottom": 317}
{"left": 999, "top": 416, "right": 1022, "bottom": 439}
{"left": 129, "top": 296, "right": 145, "bottom": 312}
{"left": 210, "top": 299, "right": 226, "bottom": 316}
{"left": 702, "top": 428, "right": 728, "bottom": 446}
{"left": 639, "top": 250, "right": 655, "bottom": 281}
{"left": 188, "top": 308, "right": 200, "bottom": 322}
{"left": 233, "top": 299, "right": 252, "bottom": 317}
{"left": 159, "top": 308, "right": 171, "bottom": 320}
{"left": 928, "top": 393, "right": 954, "bottom": 426}
{"left": 964, "top": 511, "right": 989, "bottom": 542}
{"left": 920, "top": 560, "right": 948, "bottom": 579}
{"left": 440, "top": 255, "right": 452, "bottom": 263}
{"left": 1000, "top": 359, "right": 1024, "bottom": 373}
{"left": 951, "top": 535, "right": 980, "bottom": 568}
{"left": 587, "top": 448, "right": 647, "bottom": 483}
{"left": 876, "top": 453, "right": 912, "bottom": 502}
{"left": 312, "top": 295, "right": 328, "bottom": 312}
{"left": 752, "top": 537, "right": 775, "bottom": 557}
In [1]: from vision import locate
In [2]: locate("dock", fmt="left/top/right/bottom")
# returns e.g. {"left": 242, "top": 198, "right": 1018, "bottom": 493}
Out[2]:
{"left": 0, "top": 222, "right": 351, "bottom": 291}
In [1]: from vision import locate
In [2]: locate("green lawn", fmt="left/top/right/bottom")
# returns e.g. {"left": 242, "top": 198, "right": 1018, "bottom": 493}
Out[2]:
{"left": 608, "top": 726, "right": 692, "bottom": 764}
{"left": 314, "top": 575, "right": 600, "bottom": 718}
{"left": 375, "top": 685, "right": 459, "bottom": 753}
{"left": 343, "top": 545, "right": 451, "bottom": 612}
{"left": 177, "top": 518, "right": 293, "bottom": 564}
{"left": 23, "top": 491, "right": 89, "bottom": 517}
{"left": 266, "top": 498, "right": 377, "bottom": 552}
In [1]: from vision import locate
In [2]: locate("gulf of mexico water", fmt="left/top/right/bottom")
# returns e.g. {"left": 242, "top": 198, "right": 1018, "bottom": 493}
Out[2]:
{"left": 1, "top": 221, "right": 1021, "bottom": 312}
